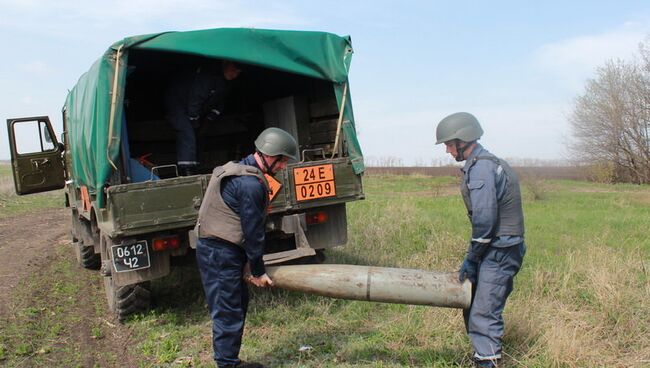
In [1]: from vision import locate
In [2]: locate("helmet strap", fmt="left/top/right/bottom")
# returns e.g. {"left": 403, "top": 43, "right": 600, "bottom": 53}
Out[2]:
{"left": 454, "top": 141, "right": 476, "bottom": 162}
{"left": 267, "top": 156, "right": 281, "bottom": 174}
{"left": 255, "top": 151, "right": 281, "bottom": 174}
{"left": 454, "top": 141, "right": 466, "bottom": 162}
{"left": 254, "top": 151, "right": 271, "bottom": 174}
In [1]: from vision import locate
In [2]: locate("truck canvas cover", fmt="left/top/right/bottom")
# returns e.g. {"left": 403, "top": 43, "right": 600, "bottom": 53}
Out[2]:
{"left": 65, "top": 28, "right": 364, "bottom": 206}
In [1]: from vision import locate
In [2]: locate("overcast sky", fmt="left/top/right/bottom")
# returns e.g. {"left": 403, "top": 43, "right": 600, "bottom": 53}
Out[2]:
{"left": 1, "top": 0, "right": 649, "bottom": 164}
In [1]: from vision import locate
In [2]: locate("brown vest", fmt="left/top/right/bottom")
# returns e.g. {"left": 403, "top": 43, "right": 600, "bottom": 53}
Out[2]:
{"left": 195, "top": 161, "right": 269, "bottom": 244}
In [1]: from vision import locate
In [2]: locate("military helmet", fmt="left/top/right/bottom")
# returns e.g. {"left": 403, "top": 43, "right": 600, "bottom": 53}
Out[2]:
{"left": 435, "top": 112, "right": 484, "bottom": 144}
{"left": 254, "top": 127, "right": 298, "bottom": 160}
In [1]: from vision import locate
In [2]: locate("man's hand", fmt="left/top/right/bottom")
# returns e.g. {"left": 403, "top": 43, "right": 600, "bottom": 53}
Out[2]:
{"left": 459, "top": 258, "right": 478, "bottom": 284}
{"left": 246, "top": 273, "right": 274, "bottom": 288}
{"left": 242, "top": 262, "right": 273, "bottom": 287}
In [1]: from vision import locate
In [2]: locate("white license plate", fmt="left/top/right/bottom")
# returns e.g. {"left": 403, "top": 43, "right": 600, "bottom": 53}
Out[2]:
{"left": 111, "top": 241, "right": 151, "bottom": 272}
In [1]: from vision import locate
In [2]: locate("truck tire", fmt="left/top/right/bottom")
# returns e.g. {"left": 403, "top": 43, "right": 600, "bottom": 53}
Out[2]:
{"left": 104, "top": 276, "right": 151, "bottom": 322}
{"left": 101, "top": 233, "right": 151, "bottom": 322}
{"left": 77, "top": 243, "right": 101, "bottom": 270}
{"left": 312, "top": 249, "right": 327, "bottom": 264}
{"left": 71, "top": 210, "right": 101, "bottom": 270}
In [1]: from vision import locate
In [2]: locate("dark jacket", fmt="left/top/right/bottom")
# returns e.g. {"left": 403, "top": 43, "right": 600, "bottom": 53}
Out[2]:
{"left": 164, "top": 65, "right": 229, "bottom": 119}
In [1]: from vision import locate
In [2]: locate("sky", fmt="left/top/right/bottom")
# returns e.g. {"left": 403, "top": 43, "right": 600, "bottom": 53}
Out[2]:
{"left": 1, "top": 0, "right": 649, "bottom": 165}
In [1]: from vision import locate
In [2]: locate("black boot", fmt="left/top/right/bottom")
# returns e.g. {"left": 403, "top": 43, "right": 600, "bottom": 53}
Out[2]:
{"left": 221, "top": 362, "right": 265, "bottom": 368}
{"left": 178, "top": 164, "right": 198, "bottom": 176}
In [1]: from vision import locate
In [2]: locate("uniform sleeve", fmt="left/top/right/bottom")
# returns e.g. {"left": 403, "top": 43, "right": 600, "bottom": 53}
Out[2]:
{"left": 237, "top": 177, "right": 268, "bottom": 277}
{"left": 468, "top": 161, "right": 498, "bottom": 247}
{"left": 187, "top": 71, "right": 215, "bottom": 118}
{"left": 203, "top": 77, "right": 227, "bottom": 114}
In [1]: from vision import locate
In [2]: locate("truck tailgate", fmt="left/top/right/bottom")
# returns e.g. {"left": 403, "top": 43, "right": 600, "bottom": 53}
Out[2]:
{"left": 103, "top": 158, "right": 363, "bottom": 237}
{"left": 105, "top": 176, "right": 207, "bottom": 236}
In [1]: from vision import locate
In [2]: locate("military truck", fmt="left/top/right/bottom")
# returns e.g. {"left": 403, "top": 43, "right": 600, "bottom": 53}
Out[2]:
{"left": 7, "top": 28, "right": 365, "bottom": 321}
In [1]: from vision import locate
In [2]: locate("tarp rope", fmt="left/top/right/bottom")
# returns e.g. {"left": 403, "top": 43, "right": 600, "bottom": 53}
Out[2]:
{"left": 331, "top": 82, "right": 348, "bottom": 159}
{"left": 107, "top": 44, "right": 124, "bottom": 172}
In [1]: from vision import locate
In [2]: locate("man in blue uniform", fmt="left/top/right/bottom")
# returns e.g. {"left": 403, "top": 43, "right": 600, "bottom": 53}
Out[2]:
{"left": 195, "top": 127, "right": 298, "bottom": 368}
{"left": 165, "top": 60, "right": 242, "bottom": 176}
{"left": 435, "top": 112, "right": 526, "bottom": 368}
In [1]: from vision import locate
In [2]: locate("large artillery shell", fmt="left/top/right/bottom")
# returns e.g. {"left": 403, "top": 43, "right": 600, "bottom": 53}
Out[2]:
{"left": 266, "top": 264, "right": 471, "bottom": 309}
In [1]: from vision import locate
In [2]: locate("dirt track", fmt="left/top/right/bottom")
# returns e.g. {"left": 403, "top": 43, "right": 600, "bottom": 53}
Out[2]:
{"left": 0, "top": 209, "right": 68, "bottom": 316}
{"left": 0, "top": 209, "right": 137, "bottom": 367}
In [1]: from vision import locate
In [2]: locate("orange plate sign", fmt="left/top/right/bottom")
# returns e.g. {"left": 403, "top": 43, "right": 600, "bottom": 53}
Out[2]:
{"left": 293, "top": 164, "right": 336, "bottom": 201}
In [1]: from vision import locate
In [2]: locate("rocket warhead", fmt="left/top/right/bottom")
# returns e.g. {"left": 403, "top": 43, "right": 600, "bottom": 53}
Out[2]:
{"left": 265, "top": 264, "right": 471, "bottom": 309}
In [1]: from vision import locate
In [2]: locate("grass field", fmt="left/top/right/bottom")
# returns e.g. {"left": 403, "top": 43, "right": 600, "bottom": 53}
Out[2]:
{"left": 1, "top": 168, "right": 648, "bottom": 367}
{"left": 0, "top": 165, "right": 63, "bottom": 217}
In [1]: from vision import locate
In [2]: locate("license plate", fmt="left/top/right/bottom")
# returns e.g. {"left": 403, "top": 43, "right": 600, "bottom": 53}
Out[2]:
{"left": 293, "top": 164, "right": 336, "bottom": 201}
{"left": 111, "top": 241, "right": 151, "bottom": 272}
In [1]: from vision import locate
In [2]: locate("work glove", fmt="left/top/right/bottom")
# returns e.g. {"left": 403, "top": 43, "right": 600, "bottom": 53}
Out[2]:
{"left": 459, "top": 258, "right": 478, "bottom": 284}
{"left": 205, "top": 108, "right": 221, "bottom": 122}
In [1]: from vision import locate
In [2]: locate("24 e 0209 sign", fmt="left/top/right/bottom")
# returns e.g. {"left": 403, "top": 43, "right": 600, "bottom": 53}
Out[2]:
{"left": 293, "top": 164, "right": 336, "bottom": 201}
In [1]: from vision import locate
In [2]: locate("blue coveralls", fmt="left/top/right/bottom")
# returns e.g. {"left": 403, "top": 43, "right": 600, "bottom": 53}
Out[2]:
{"left": 164, "top": 65, "right": 229, "bottom": 166}
{"left": 461, "top": 144, "right": 526, "bottom": 363}
{"left": 195, "top": 155, "right": 268, "bottom": 367}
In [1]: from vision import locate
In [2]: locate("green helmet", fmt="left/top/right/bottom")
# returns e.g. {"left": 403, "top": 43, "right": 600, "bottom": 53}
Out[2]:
{"left": 254, "top": 127, "right": 298, "bottom": 160}
{"left": 435, "top": 112, "right": 484, "bottom": 144}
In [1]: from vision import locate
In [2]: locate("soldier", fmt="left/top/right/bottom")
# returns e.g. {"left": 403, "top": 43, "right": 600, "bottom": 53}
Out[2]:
{"left": 165, "top": 60, "right": 242, "bottom": 176}
{"left": 195, "top": 127, "right": 298, "bottom": 368}
{"left": 435, "top": 112, "right": 526, "bottom": 368}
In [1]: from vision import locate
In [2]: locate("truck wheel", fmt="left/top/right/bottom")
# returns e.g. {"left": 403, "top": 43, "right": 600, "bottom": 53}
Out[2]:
{"left": 104, "top": 276, "right": 151, "bottom": 322}
{"left": 101, "top": 233, "right": 151, "bottom": 322}
{"left": 77, "top": 243, "right": 101, "bottom": 270}
{"left": 302, "top": 249, "right": 326, "bottom": 264}
{"left": 71, "top": 210, "right": 101, "bottom": 270}
{"left": 312, "top": 249, "right": 326, "bottom": 264}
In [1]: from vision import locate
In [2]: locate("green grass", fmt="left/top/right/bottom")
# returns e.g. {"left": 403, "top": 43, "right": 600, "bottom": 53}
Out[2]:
{"left": 1, "top": 167, "right": 648, "bottom": 367}
{"left": 0, "top": 243, "right": 115, "bottom": 367}
{"left": 121, "top": 175, "right": 649, "bottom": 367}
{"left": 0, "top": 164, "right": 64, "bottom": 217}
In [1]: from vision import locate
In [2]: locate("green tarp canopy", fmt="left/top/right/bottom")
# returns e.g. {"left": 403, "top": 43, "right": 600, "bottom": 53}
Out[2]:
{"left": 64, "top": 28, "right": 364, "bottom": 207}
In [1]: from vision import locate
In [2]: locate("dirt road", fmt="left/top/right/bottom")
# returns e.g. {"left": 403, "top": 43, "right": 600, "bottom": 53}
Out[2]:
{"left": 0, "top": 209, "right": 138, "bottom": 367}
{"left": 0, "top": 209, "right": 68, "bottom": 316}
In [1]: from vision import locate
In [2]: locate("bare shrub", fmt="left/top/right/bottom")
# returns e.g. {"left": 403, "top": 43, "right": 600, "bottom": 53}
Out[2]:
{"left": 521, "top": 174, "right": 548, "bottom": 201}
{"left": 584, "top": 161, "right": 616, "bottom": 183}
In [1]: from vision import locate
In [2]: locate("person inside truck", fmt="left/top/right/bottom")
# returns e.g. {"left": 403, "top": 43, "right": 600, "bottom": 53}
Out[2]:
{"left": 435, "top": 112, "right": 526, "bottom": 368}
{"left": 164, "top": 60, "right": 242, "bottom": 176}
{"left": 195, "top": 127, "right": 298, "bottom": 368}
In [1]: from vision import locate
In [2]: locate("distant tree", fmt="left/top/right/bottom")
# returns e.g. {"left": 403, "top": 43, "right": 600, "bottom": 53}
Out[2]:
{"left": 365, "top": 156, "right": 404, "bottom": 167}
{"left": 569, "top": 38, "right": 650, "bottom": 184}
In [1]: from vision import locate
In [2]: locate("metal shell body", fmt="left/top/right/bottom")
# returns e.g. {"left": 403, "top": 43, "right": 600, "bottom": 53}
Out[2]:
{"left": 266, "top": 264, "right": 471, "bottom": 309}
